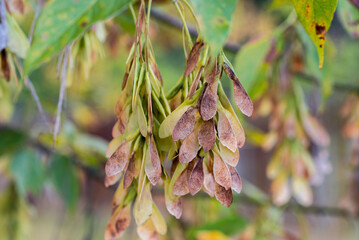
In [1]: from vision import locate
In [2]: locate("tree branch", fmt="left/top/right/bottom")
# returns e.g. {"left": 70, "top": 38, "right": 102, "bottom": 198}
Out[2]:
{"left": 150, "top": 8, "right": 359, "bottom": 94}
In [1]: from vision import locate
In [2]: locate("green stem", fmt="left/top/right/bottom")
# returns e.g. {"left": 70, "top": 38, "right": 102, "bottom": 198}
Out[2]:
{"left": 174, "top": 1, "right": 193, "bottom": 50}
{"left": 182, "top": 0, "right": 200, "bottom": 31}
{"left": 129, "top": 4, "right": 137, "bottom": 24}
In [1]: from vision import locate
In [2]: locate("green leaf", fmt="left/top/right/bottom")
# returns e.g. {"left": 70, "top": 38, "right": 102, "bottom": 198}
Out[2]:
{"left": 187, "top": 215, "right": 248, "bottom": 239}
{"left": 0, "top": 127, "right": 27, "bottom": 156}
{"left": 10, "top": 149, "right": 45, "bottom": 196}
{"left": 25, "top": 0, "right": 134, "bottom": 73}
{"left": 190, "top": 0, "right": 237, "bottom": 56}
{"left": 338, "top": 0, "right": 359, "bottom": 38}
{"left": 48, "top": 154, "right": 80, "bottom": 210}
{"left": 290, "top": 0, "right": 338, "bottom": 68}
{"left": 6, "top": 13, "right": 29, "bottom": 59}
{"left": 233, "top": 37, "right": 271, "bottom": 99}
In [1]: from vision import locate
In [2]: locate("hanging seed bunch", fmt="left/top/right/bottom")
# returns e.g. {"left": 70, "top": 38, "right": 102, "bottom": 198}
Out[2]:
{"left": 159, "top": 48, "right": 252, "bottom": 208}
{"left": 341, "top": 94, "right": 359, "bottom": 215}
{"left": 104, "top": 2, "right": 170, "bottom": 239}
{"left": 249, "top": 31, "right": 330, "bottom": 206}
{"left": 104, "top": 1, "right": 253, "bottom": 239}
{"left": 65, "top": 23, "right": 105, "bottom": 86}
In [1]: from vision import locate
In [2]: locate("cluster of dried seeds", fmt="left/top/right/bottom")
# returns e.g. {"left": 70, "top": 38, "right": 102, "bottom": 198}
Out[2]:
{"left": 103, "top": 1, "right": 253, "bottom": 239}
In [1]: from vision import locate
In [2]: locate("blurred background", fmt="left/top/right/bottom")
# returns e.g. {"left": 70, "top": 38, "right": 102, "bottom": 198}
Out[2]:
{"left": 1, "top": 0, "right": 359, "bottom": 239}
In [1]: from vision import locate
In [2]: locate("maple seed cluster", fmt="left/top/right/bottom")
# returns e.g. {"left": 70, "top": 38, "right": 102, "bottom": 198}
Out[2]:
{"left": 103, "top": 2, "right": 253, "bottom": 239}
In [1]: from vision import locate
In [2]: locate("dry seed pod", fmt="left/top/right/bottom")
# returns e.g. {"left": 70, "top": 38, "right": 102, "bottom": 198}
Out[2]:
{"left": 112, "top": 180, "right": 128, "bottom": 208}
{"left": 188, "top": 157, "right": 204, "bottom": 195}
{"left": 218, "top": 111, "right": 237, "bottom": 152}
{"left": 173, "top": 168, "right": 190, "bottom": 196}
{"left": 134, "top": 181, "right": 153, "bottom": 225}
{"left": 228, "top": 166, "right": 242, "bottom": 194}
{"left": 221, "top": 108, "right": 246, "bottom": 148}
{"left": 223, "top": 62, "right": 253, "bottom": 117}
{"left": 200, "top": 82, "right": 218, "bottom": 121}
{"left": 104, "top": 204, "right": 131, "bottom": 240}
{"left": 198, "top": 120, "right": 216, "bottom": 152}
{"left": 184, "top": 40, "right": 204, "bottom": 77}
{"left": 151, "top": 204, "right": 167, "bottom": 235}
{"left": 137, "top": 219, "right": 158, "bottom": 240}
{"left": 159, "top": 104, "right": 192, "bottom": 138}
{"left": 214, "top": 182, "right": 233, "bottom": 207}
{"left": 188, "top": 66, "right": 204, "bottom": 99}
{"left": 165, "top": 180, "right": 183, "bottom": 219}
{"left": 179, "top": 127, "right": 200, "bottom": 164}
{"left": 105, "top": 141, "right": 131, "bottom": 177}
{"left": 145, "top": 138, "right": 162, "bottom": 185}
{"left": 205, "top": 59, "right": 217, "bottom": 84}
{"left": 104, "top": 173, "right": 122, "bottom": 188}
{"left": 1, "top": 50, "right": 10, "bottom": 82}
{"left": 203, "top": 168, "right": 215, "bottom": 197}
{"left": 5, "top": 0, "right": 25, "bottom": 14}
{"left": 172, "top": 107, "right": 197, "bottom": 141}
{"left": 219, "top": 142, "right": 239, "bottom": 167}
{"left": 123, "top": 153, "right": 137, "bottom": 189}
{"left": 213, "top": 153, "right": 232, "bottom": 190}
{"left": 302, "top": 114, "right": 330, "bottom": 147}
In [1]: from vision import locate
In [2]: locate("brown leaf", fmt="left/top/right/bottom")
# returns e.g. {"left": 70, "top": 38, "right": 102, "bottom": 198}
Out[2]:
{"left": 214, "top": 182, "right": 233, "bottom": 207}
{"left": 123, "top": 153, "right": 136, "bottom": 189}
{"left": 173, "top": 168, "right": 190, "bottom": 196}
{"left": 218, "top": 111, "right": 237, "bottom": 152}
{"left": 184, "top": 40, "right": 204, "bottom": 77}
{"left": 200, "top": 83, "right": 218, "bottom": 121}
{"left": 172, "top": 107, "right": 197, "bottom": 141}
{"left": 223, "top": 62, "right": 253, "bottom": 117}
{"left": 188, "top": 157, "right": 204, "bottom": 195}
{"left": 145, "top": 136, "right": 162, "bottom": 185}
{"left": 219, "top": 142, "right": 239, "bottom": 167}
{"left": 213, "top": 153, "right": 231, "bottom": 190}
{"left": 1, "top": 50, "right": 10, "bottom": 82}
{"left": 188, "top": 66, "right": 204, "bottom": 99}
{"left": 104, "top": 205, "right": 131, "bottom": 240}
{"left": 105, "top": 141, "right": 131, "bottom": 177}
{"left": 137, "top": 219, "right": 158, "bottom": 240}
{"left": 198, "top": 120, "right": 216, "bottom": 152}
{"left": 302, "top": 114, "right": 330, "bottom": 147}
{"left": 228, "top": 166, "right": 242, "bottom": 194}
{"left": 179, "top": 128, "right": 200, "bottom": 164}
{"left": 6, "top": 0, "right": 25, "bottom": 14}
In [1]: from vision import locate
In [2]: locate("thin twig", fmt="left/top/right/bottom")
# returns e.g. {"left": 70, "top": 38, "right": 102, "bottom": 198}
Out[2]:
{"left": 20, "top": 130, "right": 358, "bottom": 221}
{"left": 24, "top": 0, "right": 51, "bottom": 130}
{"left": 53, "top": 46, "right": 70, "bottom": 147}
{"left": 24, "top": 77, "right": 50, "bottom": 130}
{"left": 28, "top": 0, "right": 42, "bottom": 44}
